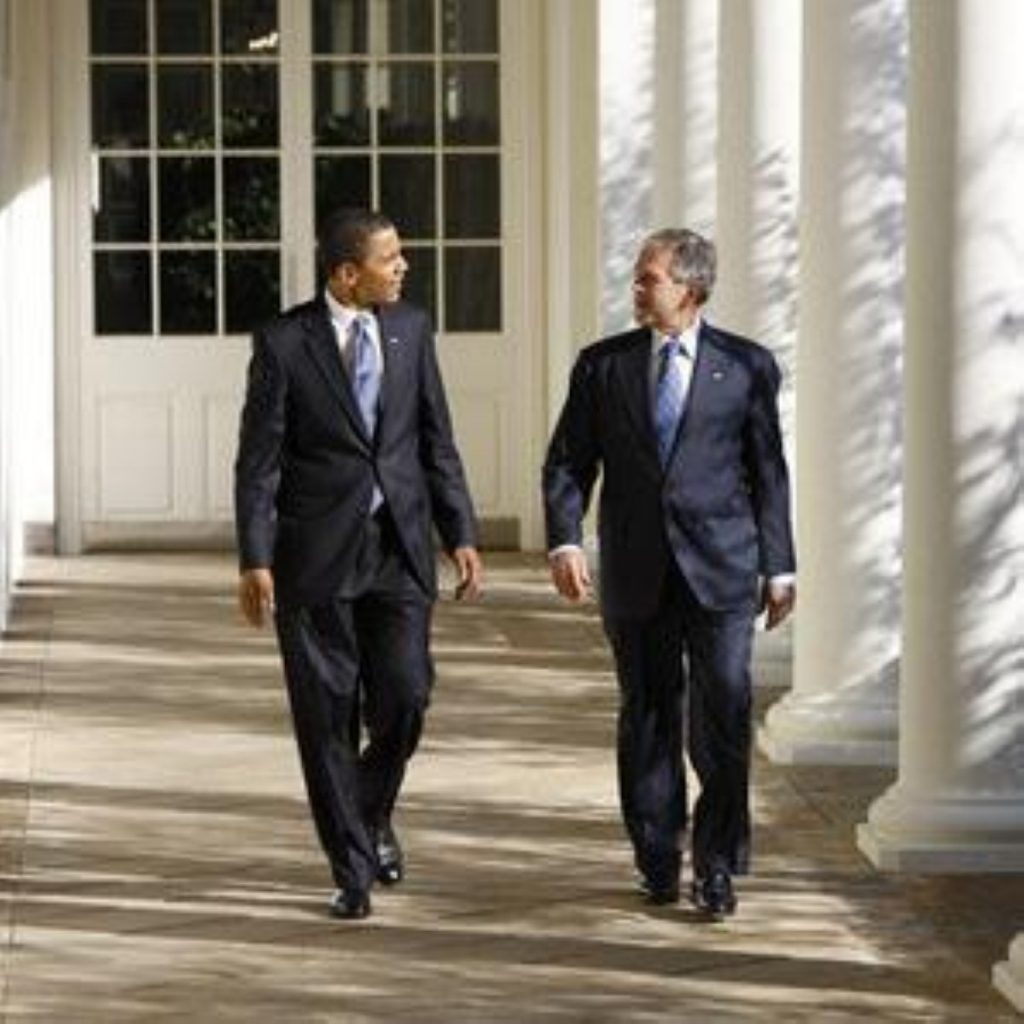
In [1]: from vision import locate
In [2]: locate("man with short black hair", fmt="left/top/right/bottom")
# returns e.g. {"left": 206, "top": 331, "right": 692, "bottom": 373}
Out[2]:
{"left": 543, "top": 227, "right": 795, "bottom": 918}
{"left": 235, "top": 207, "right": 482, "bottom": 920}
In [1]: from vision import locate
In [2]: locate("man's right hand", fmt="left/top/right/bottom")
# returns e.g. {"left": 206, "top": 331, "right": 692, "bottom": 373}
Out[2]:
{"left": 238, "top": 568, "right": 275, "bottom": 628}
{"left": 549, "top": 548, "right": 592, "bottom": 603}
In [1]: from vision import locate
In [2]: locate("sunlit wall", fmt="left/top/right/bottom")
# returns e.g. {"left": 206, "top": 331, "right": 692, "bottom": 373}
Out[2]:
{"left": 0, "top": 0, "right": 56, "bottom": 630}
{"left": 1, "top": 0, "right": 14, "bottom": 629}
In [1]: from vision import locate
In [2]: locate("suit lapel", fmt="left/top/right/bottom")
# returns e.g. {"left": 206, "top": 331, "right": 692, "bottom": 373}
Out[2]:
{"left": 667, "top": 322, "right": 732, "bottom": 464}
{"left": 373, "top": 303, "right": 409, "bottom": 439}
{"left": 618, "top": 329, "right": 659, "bottom": 458}
{"left": 302, "top": 302, "right": 371, "bottom": 444}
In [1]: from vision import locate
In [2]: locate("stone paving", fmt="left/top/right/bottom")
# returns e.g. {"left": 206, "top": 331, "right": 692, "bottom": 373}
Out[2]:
{"left": 0, "top": 552, "right": 1020, "bottom": 1022}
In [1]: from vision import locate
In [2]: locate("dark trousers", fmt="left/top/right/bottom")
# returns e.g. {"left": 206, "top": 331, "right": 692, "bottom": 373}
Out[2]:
{"left": 274, "top": 511, "right": 433, "bottom": 894}
{"left": 603, "top": 566, "right": 754, "bottom": 886}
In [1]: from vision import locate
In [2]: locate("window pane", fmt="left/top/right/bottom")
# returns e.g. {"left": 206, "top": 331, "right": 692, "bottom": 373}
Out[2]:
{"left": 90, "top": 0, "right": 147, "bottom": 55}
{"left": 158, "top": 157, "right": 216, "bottom": 241}
{"left": 225, "top": 250, "right": 281, "bottom": 333}
{"left": 156, "top": 0, "right": 212, "bottom": 54}
{"left": 380, "top": 155, "right": 435, "bottom": 239}
{"left": 442, "top": 62, "right": 499, "bottom": 145}
{"left": 442, "top": 0, "right": 497, "bottom": 53}
{"left": 157, "top": 65, "right": 214, "bottom": 149}
{"left": 95, "top": 251, "right": 152, "bottom": 334}
{"left": 221, "top": 0, "right": 278, "bottom": 55}
{"left": 314, "top": 63, "right": 371, "bottom": 146}
{"left": 378, "top": 63, "right": 434, "bottom": 145}
{"left": 160, "top": 251, "right": 217, "bottom": 333}
{"left": 315, "top": 156, "right": 371, "bottom": 228}
{"left": 92, "top": 65, "right": 149, "bottom": 149}
{"left": 401, "top": 245, "right": 436, "bottom": 323}
{"left": 223, "top": 65, "right": 279, "bottom": 148}
{"left": 444, "top": 154, "right": 499, "bottom": 238}
{"left": 223, "top": 157, "right": 280, "bottom": 240}
{"left": 387, "top": 0, "right": 434, "bottom": 53}
{"left": 444, "top": 247, "right": 500, "bottom": 332}
{"left": 94, "top": 157, "right": 151, "bottom": 243}
{"left": 313, "top": 0, "right": 369, "bottom": 54}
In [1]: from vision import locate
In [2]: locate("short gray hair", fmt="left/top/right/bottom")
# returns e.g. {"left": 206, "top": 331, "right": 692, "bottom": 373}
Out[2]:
{"left": 641, "top": 228, "right": 717, "bottom": 304}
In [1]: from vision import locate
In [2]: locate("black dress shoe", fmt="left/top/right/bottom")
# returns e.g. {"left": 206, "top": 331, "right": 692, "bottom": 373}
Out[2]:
{"left": 639, "top": 876, "right": 680, "bottom": 905}
{"left": 329, "top": 888, "right": 372, "bottom": 920}
{"left": 691, "top": 869, "right": 737, "bottom": 919}
{"left": 375, "top": 823, "right": 404, "bottom": 886}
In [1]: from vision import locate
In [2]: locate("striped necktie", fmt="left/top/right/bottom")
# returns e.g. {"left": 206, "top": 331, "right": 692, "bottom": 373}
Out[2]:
{"left": 654, "top": 337, "right": 687, "bottom": 464}
{"left": 350, "top": 314, "right": 380, "bottom": 436}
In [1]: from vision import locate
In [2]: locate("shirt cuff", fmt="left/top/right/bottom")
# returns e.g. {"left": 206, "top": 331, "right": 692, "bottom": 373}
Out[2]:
{"left": 767, "top": 573, "right": 796, "bottom": 588}
{"left": 548, "top": 544, "right": 584, "bottom": 561}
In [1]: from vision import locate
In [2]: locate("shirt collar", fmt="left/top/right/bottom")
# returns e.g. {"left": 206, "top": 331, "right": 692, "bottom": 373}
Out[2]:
{"left": 324, "top": 287, "right": 372, "bottom": 332}
{"left": 652, "top": 315, "right": 701, "bottom": 360}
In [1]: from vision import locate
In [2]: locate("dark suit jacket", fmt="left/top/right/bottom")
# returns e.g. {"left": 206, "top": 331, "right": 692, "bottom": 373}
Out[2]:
{"left": 235, "top": 297, "right": 477, "bottom": 609}
{"left": 543, "top": 322, "right": 795, "bottom": 619}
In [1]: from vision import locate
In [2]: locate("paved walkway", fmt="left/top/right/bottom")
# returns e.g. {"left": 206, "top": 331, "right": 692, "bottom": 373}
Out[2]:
{"left": 0, "top": 553, "right": 1019, "bottom": 1022}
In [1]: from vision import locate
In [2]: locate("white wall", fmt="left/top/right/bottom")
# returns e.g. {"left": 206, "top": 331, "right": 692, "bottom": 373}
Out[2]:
{"left": 0, "top": 0, "right": 56, "bottom": 629}
{"left": 1, "top": 0, "right": 14, "bottom": 628}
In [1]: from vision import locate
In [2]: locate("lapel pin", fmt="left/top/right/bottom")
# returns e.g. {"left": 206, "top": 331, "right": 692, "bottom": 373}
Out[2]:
{"left": 388, "top": 336, "right": 399, "bottom": 346}
{"left": 712, "top": 369, "right": 725, "bottom": 380}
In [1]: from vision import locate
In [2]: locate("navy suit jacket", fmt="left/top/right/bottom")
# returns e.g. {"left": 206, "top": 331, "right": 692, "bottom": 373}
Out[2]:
{"left": 543, "top": 322, "right": 795, "bottom": 619}
{"left": 235, "top": 297, "right": 477, "bottom": 609}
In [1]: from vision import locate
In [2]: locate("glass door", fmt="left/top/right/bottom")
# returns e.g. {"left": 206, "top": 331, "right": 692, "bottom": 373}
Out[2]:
{"left": 65, "top": 0, "right": 530, "bottom": 550}
{"left": 311, "top": 0, "right": 501, "bottom": 333}
{"left": 90, "top": 0, "right": 282, "bottom": 338}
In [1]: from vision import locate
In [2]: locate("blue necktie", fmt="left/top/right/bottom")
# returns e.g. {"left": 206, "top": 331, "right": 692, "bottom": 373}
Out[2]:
{"left": 654, "top": 338, "right": 686, "bottom": 464}
{"left": 351, "top": 314, "right": 380, "bottom": 437}
{"left": 350, "top": 314, "right": 383, "bottom": 512}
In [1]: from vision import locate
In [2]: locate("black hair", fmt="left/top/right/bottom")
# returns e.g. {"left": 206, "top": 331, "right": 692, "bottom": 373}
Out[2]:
{"left": 317, "top": 207, "right": 395, "bottom": 279}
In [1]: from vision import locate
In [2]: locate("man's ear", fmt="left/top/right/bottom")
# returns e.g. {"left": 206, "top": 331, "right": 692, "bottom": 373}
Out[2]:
{"left": 327, "top": 261, "right": 360, "bottom": 298}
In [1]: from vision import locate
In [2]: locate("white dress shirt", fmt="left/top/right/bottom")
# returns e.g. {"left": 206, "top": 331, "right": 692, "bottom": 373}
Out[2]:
{"left": 650, "top": 319, "right": 700, "bottom": 401}
{"left": 324, "top": 288, "right": 382, "bottom": 375}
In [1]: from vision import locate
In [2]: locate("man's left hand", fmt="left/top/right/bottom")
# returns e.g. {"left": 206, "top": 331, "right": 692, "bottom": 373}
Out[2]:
{"left": 450, "top": 546, "right": 483, "bottom": 600}
{"left": 761, "top": 579, "right": 795, "bottom": 630}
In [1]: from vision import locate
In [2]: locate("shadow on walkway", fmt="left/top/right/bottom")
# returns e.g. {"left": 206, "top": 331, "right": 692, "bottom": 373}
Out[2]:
{"left": 1, "top": 553, "right": 1019, "bottom": 1022}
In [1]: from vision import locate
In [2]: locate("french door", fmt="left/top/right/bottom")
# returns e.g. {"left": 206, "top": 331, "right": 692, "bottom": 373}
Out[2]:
{"left": 56, "top": 0, "right": 541, "bottom": 552}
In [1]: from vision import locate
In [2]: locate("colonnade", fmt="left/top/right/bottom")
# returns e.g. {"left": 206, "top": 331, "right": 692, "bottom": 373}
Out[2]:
{"left": 645, "top": 0, "right": 1023, "bottom": 1007}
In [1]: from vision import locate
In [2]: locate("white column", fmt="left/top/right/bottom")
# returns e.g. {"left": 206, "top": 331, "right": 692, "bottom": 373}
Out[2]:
{"left": 758, "top": 0, "right": 907, "bottom": 765}
{"left": 713, "top": 0, "right": 800, "bottom": 350}
{"left": 600, "top": 0, "right": 654, "bottom": 334}
{"left": 857, "top": 0, "right": 1024, "bottom": 871}
{"left": 653, "top": 0, "right": 718, "bottom": 235}
{"left": 709, "top": 1, "right": 802, "bottom": 687}
{"left": 994, "top": 934, "right": 1024, "bottom": 1013}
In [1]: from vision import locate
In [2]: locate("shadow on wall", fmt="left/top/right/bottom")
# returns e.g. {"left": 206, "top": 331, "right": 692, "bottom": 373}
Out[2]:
{"left": 599, "top": 0, "right": 654, "bottom": 336}
{"left": 836, "top": 0, "right": 908, "bottom": 687}
{"left": 957, "top": 157, "right": 1024, "bottom": 782}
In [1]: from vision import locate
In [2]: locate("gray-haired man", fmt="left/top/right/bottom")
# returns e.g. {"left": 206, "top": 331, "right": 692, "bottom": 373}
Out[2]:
{"left": 543, "top": 228, "right": 796, "bottom": 916}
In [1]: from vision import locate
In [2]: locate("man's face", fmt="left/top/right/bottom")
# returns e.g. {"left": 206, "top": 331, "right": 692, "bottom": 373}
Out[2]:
{"left": 332, "top": 227, "right": 408, "bottom": 307}
{"left": 632, "top": 246, "right": 690, "bottom": 330}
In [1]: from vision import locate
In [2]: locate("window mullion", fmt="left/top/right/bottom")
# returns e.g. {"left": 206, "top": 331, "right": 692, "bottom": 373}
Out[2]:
{"left": 148, "top": 0, "right": 158, "bottom": 337}
{"left": 435, "top": 0, "right": 445, "bottom": 335}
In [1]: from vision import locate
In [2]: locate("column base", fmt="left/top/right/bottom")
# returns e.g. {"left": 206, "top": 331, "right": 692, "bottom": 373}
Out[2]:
{"left": 994, "top": 934, "right": 1024, "bottom": 1012}
{"left": 757, "top": 685, "right": 897, "bottom": 766}
{"left": 752, "top": 624, "right": 793, "bottom": 689}
{"left": 858, "top": 783, "right": 1024, "bottom": 872}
